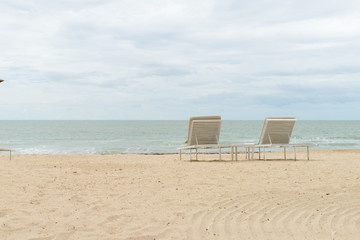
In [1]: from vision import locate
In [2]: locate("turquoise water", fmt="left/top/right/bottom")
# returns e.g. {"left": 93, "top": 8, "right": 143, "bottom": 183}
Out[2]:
{"left": 0, "top": 120, "right": 359, "bottom": 154}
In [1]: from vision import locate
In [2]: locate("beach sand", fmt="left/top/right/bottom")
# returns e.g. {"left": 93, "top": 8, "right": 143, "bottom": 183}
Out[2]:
{"left": 1, "top": 150, "right": 360, "bottom": 239}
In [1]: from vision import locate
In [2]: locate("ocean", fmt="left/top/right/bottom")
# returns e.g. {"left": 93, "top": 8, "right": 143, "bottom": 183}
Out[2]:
{"left": 0, "top": 120, "right": 359, "bottom": 154}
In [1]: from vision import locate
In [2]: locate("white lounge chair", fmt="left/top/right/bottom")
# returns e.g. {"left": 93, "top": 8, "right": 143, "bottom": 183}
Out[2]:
{"left": 179, "top": 116, "right": 223, "bottom": 160}
{"left": 255, "top": 117, "right": 316, "bottom": 160}
{"left": 0, "top": 149, "right": 15, "bottom": 160}
{"left": 179, "top": 116, "right": 256, "bottom": 161}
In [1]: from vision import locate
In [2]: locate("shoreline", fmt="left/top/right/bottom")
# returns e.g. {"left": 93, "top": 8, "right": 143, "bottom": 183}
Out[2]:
{"left": 1, "top": 148, "right": 359, "bottom": 156}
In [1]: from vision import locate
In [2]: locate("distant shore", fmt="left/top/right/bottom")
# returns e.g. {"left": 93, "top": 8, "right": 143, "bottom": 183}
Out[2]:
{"left": 1, "top": 149, "right": 360, "bottom": 239}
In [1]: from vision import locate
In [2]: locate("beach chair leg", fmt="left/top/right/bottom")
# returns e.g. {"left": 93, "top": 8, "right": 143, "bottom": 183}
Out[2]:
{"left": 294, "top": 147, "right": 297, "bottom": 161}
{"left": 179, "top": 150, "right": 182, "bottom": 160}
{"left": 252, "top": 147, "right": 254, "bottom": 160}
{"left": 219, "top": 147, "right": 221, "bottom": 160}
{"left": 263, "top": 147, "right": 266, "bottom": 160}
{"left": 307, "top": 146, "right": 309, "bottom": 160}
{"left": 10, "top": 151, "right": 12, "bottom": 160}
{"left": 196, "top": 148, "right": 198, "bottom": 160}
{"left": 284, "top": 147, "right": 287, "bottom": 160}
{"left": 190, "top": 149, "right": 192, "bottom": 161}
{"left": 231, "top": 147, "right": 233, "bottom": 160}
{"left": 258, "top": 147, "right": 261, "bottom": 160}
{"left": 235, "top": 147, "right": 238, "bottom": 161}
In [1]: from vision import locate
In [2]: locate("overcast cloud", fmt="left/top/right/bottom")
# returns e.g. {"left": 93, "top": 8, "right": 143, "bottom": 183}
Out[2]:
{"left": 1, "top": 0, "right": 360, "bottom": 119}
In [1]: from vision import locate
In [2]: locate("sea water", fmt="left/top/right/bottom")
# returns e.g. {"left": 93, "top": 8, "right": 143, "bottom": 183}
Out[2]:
{"left": 0, "top": 120, "right": 359, "bottom": 154}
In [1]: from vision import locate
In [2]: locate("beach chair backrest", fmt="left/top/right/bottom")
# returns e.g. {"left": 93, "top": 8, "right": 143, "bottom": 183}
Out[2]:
{"left": 187, "top": 116, "right": 221, "bottom": 143}
{"left": 258, "top": 117, "right": 296, "bottom": 145}
{"left": 188, "top": 119, "right": 222, "bottom": 146}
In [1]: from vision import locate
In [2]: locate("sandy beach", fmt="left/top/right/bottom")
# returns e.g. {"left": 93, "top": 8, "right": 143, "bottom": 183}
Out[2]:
{"left": 1, "top": 150, "right": 360, "bottom": 240}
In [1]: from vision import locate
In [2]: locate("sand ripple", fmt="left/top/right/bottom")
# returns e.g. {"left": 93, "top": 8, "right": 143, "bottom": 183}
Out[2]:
{"left": 186, "top": 192, "right": 360, "bottom": 240}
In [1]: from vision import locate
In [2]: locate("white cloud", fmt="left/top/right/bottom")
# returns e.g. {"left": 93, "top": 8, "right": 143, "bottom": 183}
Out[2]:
{"left": 1, "top": 0, "right": 360, "bottom": 119}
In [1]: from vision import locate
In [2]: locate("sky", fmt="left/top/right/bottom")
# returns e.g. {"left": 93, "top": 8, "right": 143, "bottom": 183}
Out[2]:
{"left": 1, "top": 0, "right": 360, "bottom": 120}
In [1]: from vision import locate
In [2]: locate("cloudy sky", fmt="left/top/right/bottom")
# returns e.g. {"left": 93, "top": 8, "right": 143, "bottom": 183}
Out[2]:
{"left": 1, "top": 0, "right": 360, "bottom": 120}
